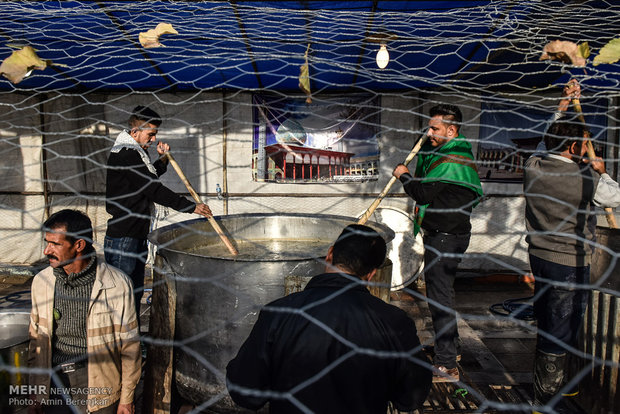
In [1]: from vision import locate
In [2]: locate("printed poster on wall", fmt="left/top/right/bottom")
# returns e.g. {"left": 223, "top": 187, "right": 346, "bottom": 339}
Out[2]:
{"left": 252, "top": 94, "right": 381, "bottom": 183}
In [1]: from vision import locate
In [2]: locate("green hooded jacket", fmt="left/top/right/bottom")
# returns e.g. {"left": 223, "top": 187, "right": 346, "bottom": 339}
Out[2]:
{"left": 413, "top": 134, "right": 483, "bottom": 234}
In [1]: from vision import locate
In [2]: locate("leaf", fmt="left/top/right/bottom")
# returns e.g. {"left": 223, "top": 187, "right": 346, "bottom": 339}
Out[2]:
{"left": 579, "top": 42, "right": 590, "bottom": 59}
{"left": 298, "top": 44, "right": 312, "bottom": 104}
{"left": 139, "top": 23, "right": 178, "bottom": 48}
{"left": 299, "top": 62, "right": 310, "bottom": 100}
{"left": 539, "top": 40, "right": 586, "bottom": 67}
{"left": 593, "top": 38, "right": 620, "bottom": 66}
{"left": 0, "top": 46, "right": 49, "bottom": 84}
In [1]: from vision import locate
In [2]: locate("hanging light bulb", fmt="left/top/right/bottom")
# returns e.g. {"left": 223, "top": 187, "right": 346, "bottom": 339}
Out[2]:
{"left": 376, "top": 44, "right": 389, "bottom": 69}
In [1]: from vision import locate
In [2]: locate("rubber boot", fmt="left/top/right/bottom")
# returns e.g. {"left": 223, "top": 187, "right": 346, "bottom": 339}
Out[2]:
{"left": 532, "top": 349, "right": 566, "bottom": 413}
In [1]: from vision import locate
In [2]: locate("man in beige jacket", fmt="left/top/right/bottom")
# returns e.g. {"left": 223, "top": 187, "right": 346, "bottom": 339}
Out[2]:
{"left": 28, "top": 209, "right": 141, "bottom": 414}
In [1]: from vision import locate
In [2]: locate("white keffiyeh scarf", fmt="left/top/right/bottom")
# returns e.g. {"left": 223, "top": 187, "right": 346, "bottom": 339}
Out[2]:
{"left": 111, "top": 130, "right": 158, "bottom": 175}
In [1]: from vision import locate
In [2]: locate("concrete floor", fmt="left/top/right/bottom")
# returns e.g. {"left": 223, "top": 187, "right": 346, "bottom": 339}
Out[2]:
{"left": 1, "top": 270, "right": 589, "bottom": 413}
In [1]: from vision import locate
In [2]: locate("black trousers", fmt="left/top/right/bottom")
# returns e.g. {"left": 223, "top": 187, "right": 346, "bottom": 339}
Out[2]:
{"left": 423, "top": 231, "right": 470, "bottom": 369}
{"left": 529, "top": 254, "right": 589, "bottom": 354}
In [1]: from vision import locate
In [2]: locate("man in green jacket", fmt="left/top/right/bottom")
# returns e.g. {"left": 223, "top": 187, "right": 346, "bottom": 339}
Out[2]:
{"left": 28, "top": 209, "right": 141, "bottom": 413}
{"left": 393, "top": 104, "right": 483, "bottom": 382}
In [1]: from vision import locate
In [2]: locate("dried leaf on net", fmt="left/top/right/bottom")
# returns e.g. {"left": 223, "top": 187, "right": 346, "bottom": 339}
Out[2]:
{"left": 539, "top": 40, "right": 587, "bottom": 67}
{"left": 579, "top": 42, "right": 590, "bottom": 59}
{"left": 0, "top": 46, "right": 50, "bottom": 84}
{"left": 139, "top": 23, "right": 178, "bottom": 48}
{"left": 298, "top": 43, "right": 312, "bottom": 104}
{"left": 593, "top": 38, "right": 620, "bottom": 66}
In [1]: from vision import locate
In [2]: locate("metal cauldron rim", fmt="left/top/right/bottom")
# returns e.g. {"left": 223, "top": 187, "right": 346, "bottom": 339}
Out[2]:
{"left": 0, "top": 309, "right": 31, "bottom": 349}
{"left": 148, "top": 212, "right": 395, "bottom": 262}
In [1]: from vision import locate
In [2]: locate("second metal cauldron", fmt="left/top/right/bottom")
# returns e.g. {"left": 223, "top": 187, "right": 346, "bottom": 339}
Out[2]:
{"left": 0, "top": 310, "right": 30, "bottom": 413}
{"left": 148, "top": 213, "right": 394, "bottom": 411}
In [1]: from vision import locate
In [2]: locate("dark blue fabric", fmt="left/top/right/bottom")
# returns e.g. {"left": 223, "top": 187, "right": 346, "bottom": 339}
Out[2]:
{"left": 530, "top": 254, "right": 590, "bottom": 355}
{"left": 104, "top": 235, "right": 147, "bottom": 318}
{"left": 3, "top": 2, "right": 618, "bottom": 93}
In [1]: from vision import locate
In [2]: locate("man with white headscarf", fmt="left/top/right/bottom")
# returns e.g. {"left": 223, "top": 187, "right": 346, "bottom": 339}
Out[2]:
{"left": 104, "top": 105, "right": 212, "bottom": 317}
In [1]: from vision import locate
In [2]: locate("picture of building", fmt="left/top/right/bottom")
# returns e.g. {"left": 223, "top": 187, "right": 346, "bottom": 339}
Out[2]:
{"left": 253, "top": 94, "right": 380, "bottom": 183}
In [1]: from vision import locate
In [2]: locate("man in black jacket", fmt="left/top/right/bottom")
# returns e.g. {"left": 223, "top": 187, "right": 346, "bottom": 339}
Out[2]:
{"left": 226, "top": 224, "right": 432, "bottom": 414}
{"left": 393, "top": 104, "right": 482, "bottom": 382}
{"left": 104, "top": 106, "right": 212, "bottom": 316}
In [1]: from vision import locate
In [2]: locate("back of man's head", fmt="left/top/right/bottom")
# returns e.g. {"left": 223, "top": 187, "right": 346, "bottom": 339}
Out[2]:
{"left": 331, "top": 224, "right": 386, "bottom": 277}
{"left": 429, "top": 104, "right": 462, "bottom": 130}
{"left": 128, "top": 105, "right": 162, "bottom": 128}
{"left": 544, "top": 120, "right": 586, "bottom": 154}
{"left": 42, "top": 209, "right": 94, "bottom": 252}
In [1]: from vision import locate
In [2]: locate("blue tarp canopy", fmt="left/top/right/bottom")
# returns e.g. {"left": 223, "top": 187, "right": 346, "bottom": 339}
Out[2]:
{"left": 0, "top": 0, "right": 619, "bottom": 94}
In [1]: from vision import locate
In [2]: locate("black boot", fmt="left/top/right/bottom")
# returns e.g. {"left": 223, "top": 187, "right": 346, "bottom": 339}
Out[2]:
{"left": 561, "top": 351, "right": 581, "bottom": 398}
{"left": 533, "top": 349, "right": 566, "bottom": 413}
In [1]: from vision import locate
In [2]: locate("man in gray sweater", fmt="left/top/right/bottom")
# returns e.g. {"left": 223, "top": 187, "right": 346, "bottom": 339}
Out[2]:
{"left": 524, "top": 116, "right": 620, "bottom": 413}
{"left": 29, "top": 209, "right": 140, "bottom": 414}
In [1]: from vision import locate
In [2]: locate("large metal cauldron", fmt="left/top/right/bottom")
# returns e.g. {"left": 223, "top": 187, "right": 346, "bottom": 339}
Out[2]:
{"left": 591, "top": 225, "right": 620, "bottom": 291}
{"left": 148, "top": 213, "right": 394, "bottom": 411}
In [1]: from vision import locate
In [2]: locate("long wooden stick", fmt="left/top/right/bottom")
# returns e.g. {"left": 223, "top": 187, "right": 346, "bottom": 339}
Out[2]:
{"left": 572, "top": 98, "right": 618, "bottom": 229}
{"left": 165, "top": 152, "right": 239, "bottom": 255}
{"left": 358, "top": 133, "right": 429, "bottom": 225}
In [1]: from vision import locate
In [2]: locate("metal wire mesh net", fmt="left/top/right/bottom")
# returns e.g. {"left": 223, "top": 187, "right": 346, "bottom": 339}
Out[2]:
{"left": 0, "top": 1, "right": 619, "bottom": 413}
